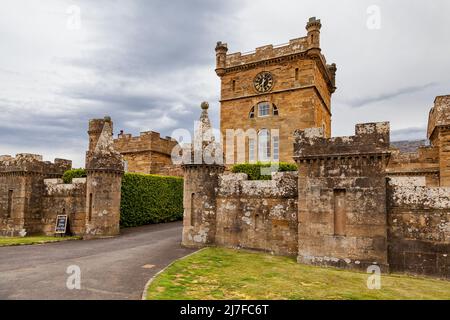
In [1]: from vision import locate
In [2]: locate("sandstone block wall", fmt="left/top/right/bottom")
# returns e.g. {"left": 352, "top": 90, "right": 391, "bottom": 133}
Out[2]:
{"left": 427, "top": 95, "right": 450, "bottom": 186}
{"left": 294, "top": 123, "right": 391, "bottom": 271}
{"left": 0, "top": 154, "right": 71, "bottom": 236}
{"left": 387, "top": 180, "right": 450, "bottom": 278}
{"left": 215, "top": 172, "right": 298, "bottom": 256}
{"left": 387, "top": 145, "right": 440, "bottom": 186}
{"left": 1, "top": 116, "right": 124, "bottom": 238}
{"left": 182, "top": 165, "right": 224, "bottom": 246}
{"left": 41, "top": 178, "right": 87, "bottom": 236}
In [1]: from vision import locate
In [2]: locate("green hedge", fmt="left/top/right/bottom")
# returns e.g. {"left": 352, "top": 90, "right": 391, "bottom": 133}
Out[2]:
{"left": 62, "top": 170, "right": 183, "bottom": 227}
{"left": 62, "top": 168, "right": 87, "bottom": 183}
{"left": 231, "top": 162, "right": 297, "bottom": 180}
{"left": 120, "top": 173, "right": 184, "bottom": 227}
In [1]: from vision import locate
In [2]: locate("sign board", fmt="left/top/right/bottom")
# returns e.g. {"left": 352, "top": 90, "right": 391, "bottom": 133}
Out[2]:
{"left": 55, "top": 215, "right": 68, "bottom": 234}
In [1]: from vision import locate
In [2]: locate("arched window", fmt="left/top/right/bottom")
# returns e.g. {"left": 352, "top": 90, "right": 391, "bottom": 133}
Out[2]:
{"left": 258, "top": 129, "right": 270, "bottom": 161}
{"left": 258, "top": 102, "right": 270, "bottom": 117}
{"left": 273, "top": 105, "right": 279, "bottom": 116}
{"left": 249, "top": 106, "right": 255, "bottom": 119}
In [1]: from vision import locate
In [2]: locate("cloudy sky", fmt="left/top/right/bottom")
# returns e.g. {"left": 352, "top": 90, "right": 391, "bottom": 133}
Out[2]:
{"left": 1, "top": 0, "right": 449, "bottom": 167}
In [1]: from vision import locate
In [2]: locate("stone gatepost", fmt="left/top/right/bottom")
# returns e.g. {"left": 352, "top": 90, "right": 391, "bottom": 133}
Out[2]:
{"left": 181, "top": 102, "right": 224, "bottom": 247}
{"left": 85, "top": 116, "right": 124, "bottom": 237}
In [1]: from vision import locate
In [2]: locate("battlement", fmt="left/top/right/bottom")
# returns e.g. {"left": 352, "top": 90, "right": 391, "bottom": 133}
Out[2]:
{"left": 225, "top": 37, "right": 310, "bottom": 69}
{"left": 294, "top": 122, "right": 390, "bottom": 159}
{"left": 0, "top": 154, "right": 72, "bottom": 176}
{"left": 427, "top": 94, "right": 450, "bottom": 140}
{"left": 216, "top": 17, "right": 336, "bottom": 93}
{"left": 114, "top": 130, "right": 178, "bottom": 156}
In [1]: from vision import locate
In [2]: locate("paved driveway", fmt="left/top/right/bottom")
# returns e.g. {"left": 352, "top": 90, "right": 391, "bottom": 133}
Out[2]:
{"left": 0, "top": 221, "right": 196, "bottom": 300}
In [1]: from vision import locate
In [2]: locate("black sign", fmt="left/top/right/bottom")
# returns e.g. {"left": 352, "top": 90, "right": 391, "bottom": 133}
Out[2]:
{"left": 55, "top": 215, "right": 68, "bottom": 234}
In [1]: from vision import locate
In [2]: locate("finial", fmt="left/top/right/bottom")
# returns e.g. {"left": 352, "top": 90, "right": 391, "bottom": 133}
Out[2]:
{"left": 104, "top": 116, "right": 112, "bottom": 122}
{"left": 201, "top": 101, "right": 209, "bottom": 110}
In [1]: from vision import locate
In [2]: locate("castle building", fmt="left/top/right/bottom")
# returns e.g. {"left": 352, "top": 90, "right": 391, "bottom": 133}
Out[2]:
{"left": 113, "top": 131, "right": 182, "bottom": 177}
{"left": 0, "top": 117, "right": 124, "bottom": 237}
{"left": 217, "top": 17, "right": 337, "bottom": 165}
{"left": 183, "top": 16, "right": 450, "bottom": 278}
{"left": 182, "top": 97, "right": 450, "bottom": 279}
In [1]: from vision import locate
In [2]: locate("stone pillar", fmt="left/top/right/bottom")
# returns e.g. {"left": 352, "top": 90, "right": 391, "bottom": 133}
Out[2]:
{"left": 306, "top": 17, "right": 322, "bottom": 48}
{"left": 427, "top": 95, "right": 450, "bottom": 186}
{"left": 215, "top": 41, "right": 228, "bottom": 77}
{"left": 181, "top": 102, "right": 224, "bottom": 247}
{"left": 85, "top": 117, "right": 124, "bottom": 237}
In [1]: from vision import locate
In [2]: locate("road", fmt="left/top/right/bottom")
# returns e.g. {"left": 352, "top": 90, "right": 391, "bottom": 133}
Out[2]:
{"left": 0, "top": 221, "right": 196, "bottom": 300}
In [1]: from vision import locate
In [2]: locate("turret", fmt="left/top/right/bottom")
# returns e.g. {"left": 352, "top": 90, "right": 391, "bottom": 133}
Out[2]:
{"left": 306, "top": 17, "right": 322, "bottom": 48}
{"left": 427, "top": 95, "right": 450, "bottom": 186}
{"left": 85, "top": 116, "right": 124, "bottom": 237}
{"left": 215, "top": 41, "right": 228, "bottom": 77}
{"left": 181, "top": 102, "right": 224, "bottom": 247}
{"left": 87, "top": 116, "right": 111, "bottom": 152}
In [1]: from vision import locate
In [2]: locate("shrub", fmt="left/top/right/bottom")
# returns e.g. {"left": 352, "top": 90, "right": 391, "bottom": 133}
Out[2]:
{"left": 231, "top": 162, "right": 297, "bottom": 180}
{"left": 62, "top": 168, "right": 87, "bottom": 183}
{"left": 120, "top": 173, "right": 184, "bottom": 227}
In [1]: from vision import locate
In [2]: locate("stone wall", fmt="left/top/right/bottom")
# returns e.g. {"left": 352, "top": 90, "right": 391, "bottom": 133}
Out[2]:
{"left": 387, "top": 180, "right": 450, "bottom": 278}
{"left": 294, "top": 123, "right": 391, "bottom": 271}
{"left": 215, "top": 172, "right": 298, "bottom": 256}
{"left": 0, "top": 154, "right": 71, "bottom": 236}
{"left": 427, "top": 95, "right": 450, "bottom": 186}
{"left": 184, "top": 99, "right": 450, "bottom": 278}
{"left": 387, "top": 144, "right": 440, "bottom": 187}
{"left": 41, "top": 178, "right": 87, "bottom": 236}
{"left": 0, "top": 116, "right": 124, "bottom": 238}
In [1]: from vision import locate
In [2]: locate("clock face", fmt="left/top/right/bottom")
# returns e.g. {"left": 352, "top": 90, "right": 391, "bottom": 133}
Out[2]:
{"left": 254, "top": 72, "right": 274, "bottom": 93}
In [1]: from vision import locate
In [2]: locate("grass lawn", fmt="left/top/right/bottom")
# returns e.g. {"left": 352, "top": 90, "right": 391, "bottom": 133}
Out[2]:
{"left": 146, "top": 247, "right": 450, "bottom": 300}
{"left": 0, "top": 235, "right": 80, "bottom": 247}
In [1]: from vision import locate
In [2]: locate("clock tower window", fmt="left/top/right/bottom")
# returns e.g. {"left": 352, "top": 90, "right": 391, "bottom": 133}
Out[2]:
{"left": 258, "top": 102, "right": 270, "bottom": 117}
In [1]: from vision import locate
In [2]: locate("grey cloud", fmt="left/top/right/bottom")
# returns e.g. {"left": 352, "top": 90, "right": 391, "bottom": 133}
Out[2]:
{"left": 344, "top": 83, "right": 438, "bottom": 108}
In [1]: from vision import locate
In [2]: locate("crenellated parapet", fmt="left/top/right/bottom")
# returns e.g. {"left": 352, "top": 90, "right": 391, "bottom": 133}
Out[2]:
{"left": 427, "top": 95, "right": 450, "bottom": 142}
{"left": 0, "top": 154, "right": 71, "bottom": 177}
{"left": 294, "top": 122, "right": 391, "bottom": 161}
{"left": 216, "top": 17, "right": 336, "bottom": 94}
{"left": 114, "top": 130, "right": 178, "bottom": 157}
{"left": 427, "top": 95, "right": 450, "bottom": 186}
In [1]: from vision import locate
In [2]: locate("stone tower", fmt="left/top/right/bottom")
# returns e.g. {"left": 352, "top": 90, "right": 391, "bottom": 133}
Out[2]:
{"left": 294, "top": 123, "right": 391, "bottom": 271}
{"left": 85, "top": 116, "right": 124, "bottom": 237}
{"left": 182, "top": 102, "right": 224, "bottom": 247}
{"left": 216, "top": 17, "right": 337, "bottom": 165}
{"left": 0, "top": 155, "right": 71, "bottom": 236}
{"left": 427, "top": 95, "right": 450, "bottom": 186}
